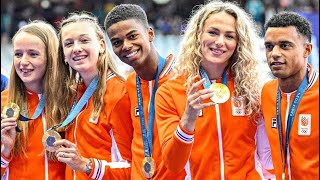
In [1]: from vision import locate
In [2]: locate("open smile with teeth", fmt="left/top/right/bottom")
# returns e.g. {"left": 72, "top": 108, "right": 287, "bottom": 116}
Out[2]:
{"left": 271, "top": 62, "right": 284, "bottom": 66}
{"left": 21, "top": 69, "right": 32, "bottom": 73}
{"left": 124, "top": 50, "right": 138, "bottom": 58}
{"left": 73, "top": 55, "right": 87, "bottom": 61}
{"left": 210, "top": 48, "right": 224, "bottom": 55}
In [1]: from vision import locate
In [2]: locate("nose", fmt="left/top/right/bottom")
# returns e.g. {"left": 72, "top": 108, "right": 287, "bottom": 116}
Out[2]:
{"left": 215, "top": 35, "right": 225, "bottom": 47}
{"left": 271, "top": 45, "right": 281, "bottom": 60}
{"left": 73, "top": 41, "right": 82, "bottom": 53}
{"left": 20, "top": 54, "right": 30, "bottom": 65}
{"left": 122, "top": 39, "right": 133, "bottom": 51}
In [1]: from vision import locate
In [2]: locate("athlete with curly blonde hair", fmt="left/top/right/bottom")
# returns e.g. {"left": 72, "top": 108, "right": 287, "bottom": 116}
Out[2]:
{"left": 155, "top": 1, "right": 272, "bottom": 179}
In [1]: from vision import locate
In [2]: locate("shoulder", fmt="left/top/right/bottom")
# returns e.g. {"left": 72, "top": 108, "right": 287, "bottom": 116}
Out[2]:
{"left": 1, "top": 89, "right": 9, "bottom": 109}
{"left": 262, "top": 79, "right": 278, "bottom": 93}
{"left": 159, "top": 54, "right": 176, "bottom": 78}
{"left": 157, "top": 75, "right": 185, "bottom": 96}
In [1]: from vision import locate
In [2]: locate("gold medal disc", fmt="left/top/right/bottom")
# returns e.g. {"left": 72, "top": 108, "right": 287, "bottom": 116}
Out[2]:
{"left": 209, "top": 83, "right": 230, "bottom": 104}
{"left": 142, "top": 157, "right": 155, "bottom": 178}
{"left": 1, "top": 102, "right": 20, "bottom": 119}
{"left": 42, "top": 130, "right": 61, "bottom": 152}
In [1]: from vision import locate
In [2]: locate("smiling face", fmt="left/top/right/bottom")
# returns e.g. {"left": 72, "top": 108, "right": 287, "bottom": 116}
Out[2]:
{"left": 264, "top": 26, "right": 310, "bottom": 79}
{"left": 106, "top": 19, "right": 154, "bottom": 70}
{"left": 13, "top": 31, "right": 47, "bottom": 92}
{"left": 61, "top": 21, "right": 104, "bottom": 76}
{"left": 200, "top": 11, "right": 238, "bottom": 69}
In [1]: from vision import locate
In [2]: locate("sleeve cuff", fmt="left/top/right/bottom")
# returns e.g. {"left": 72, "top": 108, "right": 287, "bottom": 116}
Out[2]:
{"left": 174, "top": 123, "right": 195, "bottom": 144}
{"left": 1, "top": 152, "right": 12, "bottom": 168}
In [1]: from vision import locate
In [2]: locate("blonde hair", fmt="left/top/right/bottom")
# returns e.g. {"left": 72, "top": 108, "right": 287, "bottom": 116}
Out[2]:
{"left": 57, "top": 11, "right": 124, "bottom": 124}
{"left": 174, "top": 0, "right": 263, "bottom": 117}
{"left": 9, "top": 20, "right": 61, "bottom": 159}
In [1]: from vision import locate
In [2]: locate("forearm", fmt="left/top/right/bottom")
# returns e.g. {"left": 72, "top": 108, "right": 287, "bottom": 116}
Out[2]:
{"left": 87, "top": 158, "right": 131, "bottom": 179}
{"left": 162, "top": 124, "right": 194, "bottom": 172}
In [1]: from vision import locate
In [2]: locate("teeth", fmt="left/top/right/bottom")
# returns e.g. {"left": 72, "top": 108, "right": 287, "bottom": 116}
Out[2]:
{"left": 125, "top": 51, "right": 137, "bottom": 58}
{"left": 212, "top": 49, "right": 223, "bottom": 54}
{"left": 73, "top": 55, "right": 86, "bottom": 61}
{"left": 21, "top": 69, "right": 31, "bottom": 72}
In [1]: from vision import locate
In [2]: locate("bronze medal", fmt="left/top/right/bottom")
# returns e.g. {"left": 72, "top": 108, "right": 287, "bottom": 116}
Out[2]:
{"left": 42, "top": 130, "right": 61, "bottom": 152}
{"left": 142, "top": 157, "right": 155, "bottom": 178}
{"left": 2, "top": 102, "right": 20, "bottom": 119}
{"left": 209, "top": 83, "right": 230, "bottom": 104}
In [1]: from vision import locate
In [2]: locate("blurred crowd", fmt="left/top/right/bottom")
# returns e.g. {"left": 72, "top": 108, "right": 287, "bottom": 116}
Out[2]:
{"left": 1, "top": 0, "right": 319, "bottom": 38}
{"left": 1, "top": 0, "right": 319, "bottom": 76}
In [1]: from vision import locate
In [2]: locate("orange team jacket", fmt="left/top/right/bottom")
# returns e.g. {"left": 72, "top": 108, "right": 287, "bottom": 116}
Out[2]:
{"left": 261, "top": 64, "right": 319, "bottom": 180}
{"left": 1, "top": 89, "right": 65, "bottom": 180}
{"left": 111, "top": 54, "right": 187, "bottom": 179}
{"left": 155, "top": 73, "right": 262, "bottom": 179}
{"left": 64, "top": 73, "right": 131, "bottom": 180}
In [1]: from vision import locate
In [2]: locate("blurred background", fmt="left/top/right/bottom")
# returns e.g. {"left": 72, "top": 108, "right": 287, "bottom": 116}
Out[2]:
{"left": 1, "top": 0, "right": 319, "bottom": 78}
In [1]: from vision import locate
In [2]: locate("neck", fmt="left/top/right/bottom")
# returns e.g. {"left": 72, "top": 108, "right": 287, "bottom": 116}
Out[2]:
{"left": 25, "top": 82, "right": 43, "bottom": 94}
{"left": 135, "top": 51, "right": 158, "bottom": 81}
{"left": 201, "top": 62, "right": 228, "bottom": 80}
{"left": 279, "top": 68, "right": 307, "bottom": 93}
{"left": 81, "top": 70, "right": 98, "bottom": 87}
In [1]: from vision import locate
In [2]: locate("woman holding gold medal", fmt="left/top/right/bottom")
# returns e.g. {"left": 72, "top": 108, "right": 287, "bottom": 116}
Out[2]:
{"left": 155, "top": 1, "right": 273, "bottom": 179}
{"left": 51, "top": 12, "right": 131, "bottom": 180}
{"left": 1, "top": 20, "right": 66, "bottom": 179}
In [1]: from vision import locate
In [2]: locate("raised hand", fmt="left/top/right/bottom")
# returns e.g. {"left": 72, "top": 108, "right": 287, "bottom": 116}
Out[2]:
{"left": 180, "top": 79, "right": 215, "bottom": 131}
{"left": 1, "top": 114, "right": 17, "bottom": 157}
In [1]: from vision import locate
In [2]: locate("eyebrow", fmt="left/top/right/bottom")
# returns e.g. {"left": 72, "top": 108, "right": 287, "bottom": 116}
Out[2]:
{"left": 264, "top": 40, "right": 292, "bottom": 45}
{"left": 208, "top": 27, "right": 236, "bottom": 34}
{"left": 110, "top": 30, "right": 137, "bottom": 42}
{"left": 63, "top": 34, "right": 90, "bottom": 41}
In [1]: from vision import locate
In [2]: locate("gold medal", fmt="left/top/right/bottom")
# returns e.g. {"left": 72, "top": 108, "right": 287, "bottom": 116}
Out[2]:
{"left": 1, "top": 102, "right": 20, "bottom": 119}
{"left": 42, "top": 130, "right": 61, "bottom": 152}
{"left": 142, "top": 157, "right": 155, "bottom": 178}
{"left": 209, "top": 83, "right": 230, "bottom": 104}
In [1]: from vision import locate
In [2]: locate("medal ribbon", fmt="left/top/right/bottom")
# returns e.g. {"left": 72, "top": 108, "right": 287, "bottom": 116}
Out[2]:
{"left": 19, "top": 95, "right": 45, "bottom": 121}
{"left": 276, "top": 70, "right": 308, "bottom": 178}
{"left": 136, "top": 55, "right": 166, "bottom": 157}
{"left": 48, "top": 76, "right": 98, "bottom": 130}
{"left": 199, "top": 66, "right": 228, "bottom": 89}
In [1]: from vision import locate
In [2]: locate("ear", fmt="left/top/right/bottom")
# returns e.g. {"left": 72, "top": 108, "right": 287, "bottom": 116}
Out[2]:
{"left": 303, "top": 43, "right": 312, "bottom": 58}
{"left": 99, "top": 39, "right": 106, "bottom": 54}
{"left": 148, "top": 27, "right": 155, "bottom": 42}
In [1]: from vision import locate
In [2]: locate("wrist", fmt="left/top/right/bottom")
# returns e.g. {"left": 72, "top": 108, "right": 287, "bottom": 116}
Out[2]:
{"left": 85, "top": 158, "right": 93, "bottom": 175}
{"left": 1, "top": 145, "right": 13, "bottom": 158}
{"left": 180, "top": 116, "right": 195, "bottom": 132}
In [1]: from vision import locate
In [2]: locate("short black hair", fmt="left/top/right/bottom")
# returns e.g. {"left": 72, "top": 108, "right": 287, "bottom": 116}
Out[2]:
{"left": 264, "top": 12, "right": 312, "bottom": 42}
{"left": 104, "top": 4, "right": 149, "bottom": 30}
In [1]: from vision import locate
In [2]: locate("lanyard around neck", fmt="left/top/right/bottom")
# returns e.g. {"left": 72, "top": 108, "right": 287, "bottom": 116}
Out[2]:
{"left": 136, "top": 55, "right": 166, "bottom": 157}
{"left": 276, "top": 70, "right": 308, "bottom": 176}
{"left": 200, "top": 66, "right": 228, "bottom": 89}
{"left": 19, "top": 94, "right": 46, "bottom": 122}
{"left": 48, "top": 76, "right": 98, "bottom": 131}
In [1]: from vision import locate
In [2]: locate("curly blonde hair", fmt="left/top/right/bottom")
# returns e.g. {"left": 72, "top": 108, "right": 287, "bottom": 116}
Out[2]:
{"left": 174, "top": 0, "right": 263, "bottom": 117}
{"left": 56, "top": 11, "right": 124, "bottom": 126}
{"left": 9, "top": 20, "right": 61, "bottom": 159}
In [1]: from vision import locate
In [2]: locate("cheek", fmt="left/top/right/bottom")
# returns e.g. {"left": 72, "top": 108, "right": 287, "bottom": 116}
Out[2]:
{"left": 227, "top": 42, "right": 237, "bottom": 52}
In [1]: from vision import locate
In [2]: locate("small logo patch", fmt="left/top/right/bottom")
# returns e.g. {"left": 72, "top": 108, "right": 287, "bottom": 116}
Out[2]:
{"left": 271, "top": 118, "right": 277, "bottom": 128}
{"left": 135, "top": 106, "right": 139, "bottom": 116}
{"left": 298, "top": 114, "right": 311, "bottom": 136}
{"left": 232, "top": 95, "right": 245, "bottom": 116}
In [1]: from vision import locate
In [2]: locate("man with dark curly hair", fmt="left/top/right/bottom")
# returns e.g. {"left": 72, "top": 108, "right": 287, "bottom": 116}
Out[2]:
{"left": 104, "top": 4, "right": 187, "bottom": 179}
{"left": 262, "top": 12, "right": 319, "bottom": 180}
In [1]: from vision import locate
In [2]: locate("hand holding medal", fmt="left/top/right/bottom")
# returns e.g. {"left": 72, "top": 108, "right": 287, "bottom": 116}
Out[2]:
{"left": 1, "top": 102, "right": 20, "bottom": 119}
{"left": 42, "top": 129, "right": 61, "bottom": 152}
{"left": 209, "top": 83, "right": 230, "bottom": 104}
